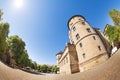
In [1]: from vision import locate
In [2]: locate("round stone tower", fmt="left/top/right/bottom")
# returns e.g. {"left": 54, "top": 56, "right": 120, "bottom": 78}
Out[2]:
{"left": 68, "top": 15, "right": 108, "bottom": 72}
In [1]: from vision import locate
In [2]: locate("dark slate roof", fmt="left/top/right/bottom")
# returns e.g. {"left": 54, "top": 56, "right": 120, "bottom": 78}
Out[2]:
{"left": 67, "top": 15, "right": 86, "bottom": 30}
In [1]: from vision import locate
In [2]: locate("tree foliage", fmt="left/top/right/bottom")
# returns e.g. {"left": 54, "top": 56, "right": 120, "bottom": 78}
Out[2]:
{"left": 106, "top": 9, "right": 120, "bottom": 48}
{"left": 37, "top": 65, "right": 41, "bottom": 71}
{"left": 109, "top": 9, "right": 120, "bottom": 26}
{"left": 19, "top": 50, "right": 30, "bottom": 67}
{"left": 0, "top": 9, "right": 9, "bottom": 61}
{"left": 30, "top": 61, "right": 37, "bottom": 70}
{"left": 40, "top": 65, "right": 48, "bottom": 73}
{"left": 7, "top": 35, "right": 28, "bottom": 67}
{"left": 7, "top": 35, "right": 37, "bottom": 68}
{"left": 106, "top": 25, "right": 120, "bottom": 48}
{"left": 0, "top": 9, "right": 3, "bottom": 21}
{"left": 37, "top": 65, "right": 59, "bottom": 73}
{"left": 51, "top": 66, "right": 59, "bottom": 73}
{"left": 0, "top": 9, "right": 59, "bottom": 74}
{"left": 0, "top": 9, "right": 38, "bottom": 69}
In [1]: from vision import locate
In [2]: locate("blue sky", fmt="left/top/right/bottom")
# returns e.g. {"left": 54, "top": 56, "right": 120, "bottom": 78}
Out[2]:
{"left": 0, "top": 0, "right": 120, "bottom": 64}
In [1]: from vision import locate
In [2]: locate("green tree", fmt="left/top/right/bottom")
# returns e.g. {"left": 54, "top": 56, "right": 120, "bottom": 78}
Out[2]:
{"left": 105, "top": 9, "right": 120, "bottom": 48}
{"left": 51, "top": 66, "right": 59, "bottom": 73}
{"left": 19, "top": 50, "right": 30, "bottom": 67}
{"left": 109, "top": 9, "right": 120, "bottom": 26}
{"left": 30, "top": 61, "right": 37, "bottom": 70}
{"left": 47, "top": 66, "right": 52, "bottom": 72}
{"left": 33, "top": 61, "right": 37, "bottom": 70}
{"left": 0, "top": 9, "right": 36, "bottom": 68}
{"left": 0, "top": 9, "right": 3, "bottom": 21}
{"left": 7, "top": 35, "right": 26, "bottom": 65}
{"left": 0, "top": 9, "right": 9, "bottom": 61}
{"left": 106, "top": 25, "right": 120, "bottom": 48}
{"left": 40, "top": 65, "right": 48, "bottom": 73}
{"left": 37, "top": 65, "right": 41, "bottom": 71}
{"left": 28, "top": 59, "right": 33, "bottom": 68}
{"left": 54, "top": 66, "right": 59, "bottom": 73}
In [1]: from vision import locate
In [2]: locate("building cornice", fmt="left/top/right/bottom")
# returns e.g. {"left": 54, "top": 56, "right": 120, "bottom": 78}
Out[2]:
{"left": 75, "top": 33, "right": 97, "bottom": 46}
{"left": 79, "top": 52, "right": 107, "bottom": 66}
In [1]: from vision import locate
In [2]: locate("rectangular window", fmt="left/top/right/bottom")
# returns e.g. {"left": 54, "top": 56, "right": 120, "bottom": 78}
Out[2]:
{"left": 82, "top": 22, "right": 85, "bottom": 25}
{"left": 93, "top": 36, "right": 96, "bottom": 40}
{"left": 98, "top": 45, "right": 102, "bottom": 51}
{"left": 73, "top": 26, "right": 76, "bottom": 31}
{"left": 83, "top": 53, "right": 86, "bottom": 58}
{"left": 66, "top": 57, "right": 68, "bottom": 63}
{"left": 79, "top": 43, "right": 82, "bottom": 47}
{"left": 76, "top": 34, "right": 80, "bottom": 40}
{"left": 87, "top": 28, "right": 91, "bottom": 33}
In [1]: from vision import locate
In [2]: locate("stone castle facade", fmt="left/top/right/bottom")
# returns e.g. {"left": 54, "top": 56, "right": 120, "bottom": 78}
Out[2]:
{"left": 56, "top": 15, "right": 111, "bottom": 74}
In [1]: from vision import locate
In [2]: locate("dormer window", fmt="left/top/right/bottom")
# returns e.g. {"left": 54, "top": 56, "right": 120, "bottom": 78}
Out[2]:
{"left": 73, "top": 26, "right": 76, "bottom": 31}
{"left": 76, "top": 34, "right": 80, "bottom": 40}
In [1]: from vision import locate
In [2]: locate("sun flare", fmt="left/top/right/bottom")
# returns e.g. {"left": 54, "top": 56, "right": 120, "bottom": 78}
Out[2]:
{"left": 14, "top": 0, "right": 24, "bottom": 9}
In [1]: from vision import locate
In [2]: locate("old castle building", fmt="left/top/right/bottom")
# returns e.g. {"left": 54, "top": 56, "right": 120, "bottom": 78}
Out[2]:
{"left": 56, "top": 15, "right": 111, "bottom": 74}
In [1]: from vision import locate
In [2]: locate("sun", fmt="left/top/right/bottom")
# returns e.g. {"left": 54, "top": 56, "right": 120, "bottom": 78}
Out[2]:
{"left": 14, "top": 0, "right": 24, "bottom": 9}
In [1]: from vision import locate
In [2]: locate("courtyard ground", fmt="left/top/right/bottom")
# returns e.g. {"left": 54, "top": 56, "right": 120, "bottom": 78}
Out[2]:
{"left": 0, "top": 49, "right": 120, "bottom": 80}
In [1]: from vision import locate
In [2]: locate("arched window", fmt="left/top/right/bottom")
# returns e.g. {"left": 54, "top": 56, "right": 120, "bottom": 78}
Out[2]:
{"left": 76, "top": 34, "right": 80, "bottom": 40}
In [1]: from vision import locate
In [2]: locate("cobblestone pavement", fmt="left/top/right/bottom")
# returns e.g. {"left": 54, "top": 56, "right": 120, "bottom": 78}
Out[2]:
{"left": 0, "top": 49, "right": 120, "bottom": 80}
